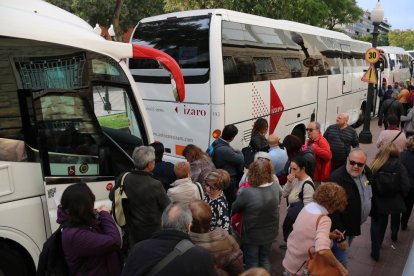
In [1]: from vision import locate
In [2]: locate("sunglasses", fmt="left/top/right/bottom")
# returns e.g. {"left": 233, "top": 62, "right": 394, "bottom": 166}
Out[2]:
{"left": 205, "top": 184, "right": 217, "bottom": 190}
{"left": 305, "top": 128, "right": 314, "bottom": 132}
{"left": 349, "top": 160, "right": 365, "bottom": 168}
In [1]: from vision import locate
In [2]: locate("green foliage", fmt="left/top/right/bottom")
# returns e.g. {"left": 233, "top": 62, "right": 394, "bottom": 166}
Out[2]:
{"left": 388, "top": 30, "right": 414, "bottom": 50}
{"left": 97, "top": 113, "right": 129, "bottom": 129}
{"left": 357, "top": 33, "right": 389, "bottom": 46}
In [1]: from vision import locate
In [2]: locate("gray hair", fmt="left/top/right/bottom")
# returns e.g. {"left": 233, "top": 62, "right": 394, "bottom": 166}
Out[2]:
{"left": 348, "top": 148, "right": 367, "bottom": 159}
{"left": 314, "top": 121, "right": 321, "bottom": 130}
{"left": 132, "top": 146, "right": 155, "bottom": 170}
{"left": 161, "top": 203, "right": 193, "bottom": 233}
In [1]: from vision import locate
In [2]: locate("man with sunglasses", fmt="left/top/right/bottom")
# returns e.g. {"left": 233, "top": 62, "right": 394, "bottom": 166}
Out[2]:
{"left": 328, "top": 148, "right": 373, "bottom": 268}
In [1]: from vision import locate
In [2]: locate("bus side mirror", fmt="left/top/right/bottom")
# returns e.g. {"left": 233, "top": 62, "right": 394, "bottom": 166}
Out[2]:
{"left": 132, "top": 44, "right": 185, "bottom": 102}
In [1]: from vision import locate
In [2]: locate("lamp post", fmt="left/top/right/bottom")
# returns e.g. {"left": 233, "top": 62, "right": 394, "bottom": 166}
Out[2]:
{"left": 359, "top": 1, "right": 384, "bottom": 144}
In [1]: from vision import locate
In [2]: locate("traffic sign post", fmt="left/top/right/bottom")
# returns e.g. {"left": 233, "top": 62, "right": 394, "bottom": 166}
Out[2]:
{"left": 361, "top": 48, "right": 380, "bottom": 84}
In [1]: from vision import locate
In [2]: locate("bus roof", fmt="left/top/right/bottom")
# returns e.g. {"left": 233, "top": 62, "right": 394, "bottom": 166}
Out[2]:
{"left": 377, "top": 46, "right": 410, "bottom": 55}
{"left": 0, "top": 0, "right": 133, "bottom": 61}
{"left": 139, "top": 8, "right": 367, "bottom": 44}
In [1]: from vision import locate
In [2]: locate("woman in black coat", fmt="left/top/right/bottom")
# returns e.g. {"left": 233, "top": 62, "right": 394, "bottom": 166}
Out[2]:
{"left": 370, "top": 143, "right": 410, "bottom": 261}
{"left": 400, "top": 136, "right": 414, "bottom": 230}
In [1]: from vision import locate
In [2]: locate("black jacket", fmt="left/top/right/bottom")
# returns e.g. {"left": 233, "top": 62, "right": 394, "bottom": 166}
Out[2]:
{"left": 109, "top": 170, "right": 170, "bottom": 245}
{"left": 371, "top": 157, "right": 410, "bottom": 216}
{"left": 329, "top": 165, "right": 373, "bottom": 236}
{"left": 122, "top": 229, "right": 217, "bottom": 276}
{"left": 212, "top": 138, "right": 244, "bottom": 178}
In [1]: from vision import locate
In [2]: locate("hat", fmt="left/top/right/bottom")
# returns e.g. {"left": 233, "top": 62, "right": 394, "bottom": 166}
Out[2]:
{"left": 254, "top": 151, "right": 271, "bottom": 161}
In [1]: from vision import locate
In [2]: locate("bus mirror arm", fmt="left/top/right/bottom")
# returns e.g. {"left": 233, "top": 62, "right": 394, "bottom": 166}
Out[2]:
{"left": 132, "top": 44, "right": 185, "bottom": 102}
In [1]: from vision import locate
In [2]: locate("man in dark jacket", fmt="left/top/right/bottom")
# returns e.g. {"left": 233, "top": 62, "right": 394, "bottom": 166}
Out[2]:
{"left": 122, "top": 203, "right": 216, "bottom": 276}
{"left": 324, "top": 113, "right": 359, "bottom": 171}
{"left": 379, "top": 92, "right": 405, "bottom": 129}
{"left": 329, "top": 148, "right": 372, "bottom": 268}
{"left": 109, "top": 146, "right": 170, "bottom": 250}
{"left": 211, "top": 124, "right": 244, "bottom": 208}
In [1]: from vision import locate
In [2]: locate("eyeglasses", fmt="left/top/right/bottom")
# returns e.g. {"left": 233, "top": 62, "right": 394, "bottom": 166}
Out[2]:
{"left": 205, "top": 184, "right": 217, "bottom": 191}
{"left": 305, "top": 128, "right": 314, "bottom": 132}
{"left": 349, "top": 160, "right": 365, "bottom": 168}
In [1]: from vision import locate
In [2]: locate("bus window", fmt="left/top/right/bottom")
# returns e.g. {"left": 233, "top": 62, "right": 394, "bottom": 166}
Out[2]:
{"left": 284, "top": 58, "right": 302, "bottom": 78}
{"left": 9, "top": 39, "right": 146, "bottom": 178}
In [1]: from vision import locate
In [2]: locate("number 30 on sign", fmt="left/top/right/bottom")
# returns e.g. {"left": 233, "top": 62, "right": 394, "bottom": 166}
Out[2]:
{"left": 364, "top": 48, "right": 380, "bottom": 64}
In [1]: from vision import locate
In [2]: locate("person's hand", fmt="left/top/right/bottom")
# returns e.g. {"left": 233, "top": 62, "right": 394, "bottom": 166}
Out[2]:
{"left": 329, "top": 229, "right": 344, "bottom": 241}
{"left": 337, "top": 239, "right": 349, "bottom": 251}
{"left": 287, "top": 173, "right": 296, "bottom": 183}
{"left": 97, "top": 205, "right": 111, "bottom": 213}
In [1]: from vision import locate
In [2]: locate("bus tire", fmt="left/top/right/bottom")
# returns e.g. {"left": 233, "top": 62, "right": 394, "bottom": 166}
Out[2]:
{"left": 0, "top": 241, "right": 35, "bottom": 276}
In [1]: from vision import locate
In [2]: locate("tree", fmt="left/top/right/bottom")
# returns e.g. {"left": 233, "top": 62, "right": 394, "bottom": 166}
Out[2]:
{"left": 164, "top": 0, "right": 362, "bottom": 29}
{"left": 46, "top": 0, "right": 164, "bottom": 41}
{"left": 357, "top": 32, "right": 389, "bottom": 46}
{"left": 388, "top": 30, "right": 414, "bottom": 50}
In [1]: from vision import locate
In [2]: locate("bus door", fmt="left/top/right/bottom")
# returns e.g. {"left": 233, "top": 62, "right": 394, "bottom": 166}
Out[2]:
{"left": 14, "top": 49, "right": 147, "bottom": 231}
{"left": 340, "top": 44, "right": 352, "bottom": 93}
{"left": 316, "top": 77, "right": 328, "bottom": 129}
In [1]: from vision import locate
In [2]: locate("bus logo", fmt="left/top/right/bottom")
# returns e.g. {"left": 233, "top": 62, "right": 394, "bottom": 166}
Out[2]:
{"left": 269, "top": 82, "right": 284, "bottom": 134}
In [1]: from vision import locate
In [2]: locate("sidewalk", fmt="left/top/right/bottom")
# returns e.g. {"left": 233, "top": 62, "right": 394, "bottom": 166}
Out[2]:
{"left": 270, "top": 118, "right": 414, "bottom": 275}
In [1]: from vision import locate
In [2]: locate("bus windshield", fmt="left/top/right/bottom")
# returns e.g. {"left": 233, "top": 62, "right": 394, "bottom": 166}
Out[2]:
{"left": 130, "top": 15, "right": 211, "bottom": 83}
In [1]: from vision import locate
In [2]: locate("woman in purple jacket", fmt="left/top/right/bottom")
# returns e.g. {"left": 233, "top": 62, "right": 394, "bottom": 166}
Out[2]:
{"left": 57, "top": 182, "right": 122, "bottom": 275}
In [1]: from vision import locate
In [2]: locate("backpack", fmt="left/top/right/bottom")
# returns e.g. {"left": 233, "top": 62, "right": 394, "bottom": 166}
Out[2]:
{"left": 408, "top": 90, "right": 414, "bottom": 107}
{"left": 112, "top": 172, "right": 130, "bottom": 227}
{"left": 37, "top": 226, "right": 69, "bottom": 276}
{"left": 375, "top": 166, "right": 400, "bottom": 196}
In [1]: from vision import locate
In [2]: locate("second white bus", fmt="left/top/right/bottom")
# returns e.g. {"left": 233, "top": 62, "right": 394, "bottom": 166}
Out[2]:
{"left": 130, "top": 9, "right": 372, "bottom": 162}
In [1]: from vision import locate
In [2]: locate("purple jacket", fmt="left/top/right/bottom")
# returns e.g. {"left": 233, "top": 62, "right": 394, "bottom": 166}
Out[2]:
{"left": 57, "top": 207, "right": 122, "bottom": 276}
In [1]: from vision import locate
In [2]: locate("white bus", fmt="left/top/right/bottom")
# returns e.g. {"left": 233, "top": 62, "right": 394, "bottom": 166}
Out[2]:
{"left": 0, "top": 0, "right": 183, "bottom": 274}
{"left": 378, "top": 46, "right": 413, "bottom": 86}
{"left": 130, "top": 9, "right": 372, "bottom": 162}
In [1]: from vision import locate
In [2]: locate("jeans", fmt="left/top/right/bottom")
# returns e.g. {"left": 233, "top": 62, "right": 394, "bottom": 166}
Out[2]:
{"left": 331, "top": 236, "right": 354, "bottom": 268}
{"left": 401, "top": 187, "right": 414, "bottom": 228}
{"left": 243, "top": 243, "right": 272, "bottom": 272}
{"left": 371, "top": 214, "right": 400, "bottom": 257}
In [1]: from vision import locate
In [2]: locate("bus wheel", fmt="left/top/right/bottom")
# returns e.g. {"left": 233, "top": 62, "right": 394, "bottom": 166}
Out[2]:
{"left": 352, "top": 106, "right": 365, "bottom": 128}
{"left": 0, "top": 241, "right": 35, "bottom": 276}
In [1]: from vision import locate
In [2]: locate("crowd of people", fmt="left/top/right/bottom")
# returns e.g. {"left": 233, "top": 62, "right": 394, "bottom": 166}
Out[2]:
{"left": 50, "top": 81, "right": 414, "bottom": 275}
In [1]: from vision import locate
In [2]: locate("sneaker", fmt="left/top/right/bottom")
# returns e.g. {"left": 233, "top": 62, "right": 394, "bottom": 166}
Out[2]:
{"left": 391, "top": 231, "right": 398, "bottom": 242}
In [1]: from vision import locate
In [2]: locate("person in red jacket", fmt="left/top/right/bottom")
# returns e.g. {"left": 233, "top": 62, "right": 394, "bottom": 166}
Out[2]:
{"left": 306, "top": 121, "right": 332, "bottom": 184}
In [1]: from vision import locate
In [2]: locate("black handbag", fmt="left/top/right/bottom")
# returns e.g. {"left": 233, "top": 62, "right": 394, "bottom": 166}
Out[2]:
{"left": 241, "top": 145, "right": 256, "bottom": 168}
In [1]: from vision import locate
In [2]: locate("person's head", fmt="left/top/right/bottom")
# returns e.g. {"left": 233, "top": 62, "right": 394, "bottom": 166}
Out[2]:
{"left": 370, "top": 143, "right": 400, "bottom": 174}
{"left": 182, "top": 144, "right": 208, "bottom": 163}
{"left": 282, "top": 134, "right": 302, "bottom": 159}
{"left": 268, "top": 134, "right": 280, "bottom": 148}
{"left": 174, "top": 161, "right": 190, "bottom": 179}
{"left": 132, "top": 146, "right": 156, "bottom": 171}
{"left": 306, "top": 121, "right": 321, "bottom": 140}
{"left": 221, "top": 124, "right": 238, "bottom": 141}
{"left": 406, "top": 136, "right": 414, "bottom": 152}
{"left": 254, "top": 151, "right": 271, "bottom": 162}
{"left": 161, "top": 202, "right": 193, "bottom": 233}
{"left": 391, "top": 91, "right": 399, "bottom": 99}
{"left": 346, "top": 148, "right": 367, "bottom": 177}
{"left": 247, "top": 159, "right": 274, "bottom": 187}
{"left": 386, "top": 114, "right": 399, "bottom": 127}
{"left": 188, "top": 200, "right": 212, "bottom": 234}
{"left": 149, "top": 141, "right": 164, "bottom": 162}
{"left": 336, "top": 113, "right": 349, "bottom": 128}
{"left": 394, "top": 82, "right": 399, "bottom": 89}
{"left": 252, "top": 118, "right": 268, "bottom": 135}
{"left": 60, "top": 182, "right": 96, "bottom": 226}
{"left": 387, "top": 84, "right": 393, "bottom": 90}
{"left": 313, "top": 183, "right": 348, "bottom": 213}
{"left": 289, "top": 155, "right": 308, "bottom": 178}
{"left": 204, "top": 169, "right": 230, "bottom": 197}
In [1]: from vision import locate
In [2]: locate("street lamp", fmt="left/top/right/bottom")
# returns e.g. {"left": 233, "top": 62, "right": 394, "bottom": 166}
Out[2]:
{"left": 359, "top": 1, "right": 384, "bottom": 144}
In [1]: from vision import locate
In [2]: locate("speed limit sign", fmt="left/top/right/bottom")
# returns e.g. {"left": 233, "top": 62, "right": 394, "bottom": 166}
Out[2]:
{"left": 365, "top": 48, "right": 380, "bottom": 64}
